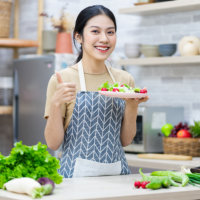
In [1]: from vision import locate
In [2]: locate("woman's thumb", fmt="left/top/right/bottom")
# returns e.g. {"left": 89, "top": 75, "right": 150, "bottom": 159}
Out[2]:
{"left": 56, "top": 72, "right": 63, "bottom": 84}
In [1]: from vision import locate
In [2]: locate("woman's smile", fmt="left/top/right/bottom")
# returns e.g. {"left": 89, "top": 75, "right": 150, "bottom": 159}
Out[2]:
{"left": 95, "top": 45, "right": 110, "bottom": 53}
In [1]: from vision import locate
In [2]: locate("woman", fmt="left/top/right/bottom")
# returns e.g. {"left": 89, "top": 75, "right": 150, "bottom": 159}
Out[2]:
{"left": 44, "top": 5, "right": 148, "bottom": 178}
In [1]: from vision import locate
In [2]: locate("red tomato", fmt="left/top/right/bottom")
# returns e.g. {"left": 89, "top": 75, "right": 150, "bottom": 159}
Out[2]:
{"left": 101, "top": 88, "right": 108, "bottom": 91}
{"left": 140, "top": 89, "right": 147, "bottom": 93}
{"left": 177, "top": 129, "right": 192, "bottom": 138}
{"left": 112, "top": 88, "right": 119, "bottom": 92}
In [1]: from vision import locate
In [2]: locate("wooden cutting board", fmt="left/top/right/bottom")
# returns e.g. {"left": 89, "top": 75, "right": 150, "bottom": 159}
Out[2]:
{"left": 138, "top": 153, "right": 192, "bottom": 160}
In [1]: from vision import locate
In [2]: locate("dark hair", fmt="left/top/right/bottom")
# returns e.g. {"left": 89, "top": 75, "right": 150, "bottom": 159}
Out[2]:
{"left": 73, "top": 5, "right": 117, "bottom": 63}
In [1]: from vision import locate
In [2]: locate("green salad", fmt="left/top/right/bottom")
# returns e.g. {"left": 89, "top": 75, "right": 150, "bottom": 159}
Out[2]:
{"left": 98, "top": 81, "right": 147, "bottom": 93}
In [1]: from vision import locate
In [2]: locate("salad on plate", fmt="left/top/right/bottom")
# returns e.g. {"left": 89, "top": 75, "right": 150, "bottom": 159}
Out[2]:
{"left": 98, "top": 82, "right": 148, "bottom": 99}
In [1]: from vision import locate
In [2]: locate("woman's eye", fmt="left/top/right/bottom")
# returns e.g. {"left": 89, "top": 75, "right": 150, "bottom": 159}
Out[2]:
{"left": 92, "top": 30, "right": 99, "bottom": 34}
{"left": 108, "top": 31, "right": 115, "bottom": 35}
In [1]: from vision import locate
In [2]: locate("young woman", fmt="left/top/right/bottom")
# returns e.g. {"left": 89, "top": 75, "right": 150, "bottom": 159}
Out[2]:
{"left": 44, "top": 5, "right": 148, "bottom": 178}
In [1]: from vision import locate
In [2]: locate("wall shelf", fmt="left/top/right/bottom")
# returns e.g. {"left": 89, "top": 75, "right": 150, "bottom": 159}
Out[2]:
{"left": 0, "top": 38, "right": 38, "bottom": 48}
{"left": 119, "top": 0, "right": 200, "bottom": 15}
{"left": 0, "top": 106, "right": 12, "bottom": 115}
{"left": 118, "top": 56, "right": 200, "bottom": 66}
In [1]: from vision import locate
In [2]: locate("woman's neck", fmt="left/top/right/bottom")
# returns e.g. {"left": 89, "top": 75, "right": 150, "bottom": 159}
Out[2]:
{"left": 81, "top": 57, "right": 107, "bottom": 74}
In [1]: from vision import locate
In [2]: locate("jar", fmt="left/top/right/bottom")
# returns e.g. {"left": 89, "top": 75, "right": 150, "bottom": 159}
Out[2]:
{"left": 0, "top": 77, "right": 13, "bottom": 105}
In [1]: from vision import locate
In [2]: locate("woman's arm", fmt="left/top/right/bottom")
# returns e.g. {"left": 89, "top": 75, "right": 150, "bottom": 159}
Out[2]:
{"left": 44, "top": 73, "right": 76, "bottom": 150}
{"left": 44, "top": 103, "right": 65, "bottom": 151}
{"left": 120, "top": 97, "right": 148, "bottom": 147}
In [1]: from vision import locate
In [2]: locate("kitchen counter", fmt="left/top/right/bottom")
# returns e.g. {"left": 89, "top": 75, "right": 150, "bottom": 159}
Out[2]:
{"left": 126, "top": 154, "right": 200, "bottom": 170}
{"left": 0, "top": 174, "right": 200, "bottom": 200}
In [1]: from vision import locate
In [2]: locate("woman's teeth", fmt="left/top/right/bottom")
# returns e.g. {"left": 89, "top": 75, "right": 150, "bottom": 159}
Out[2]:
{"left": 96, "top": 47, "right": 109, "bottom": 51}
{"left": 95, "top": 46, "right": 110, "bottom": 53}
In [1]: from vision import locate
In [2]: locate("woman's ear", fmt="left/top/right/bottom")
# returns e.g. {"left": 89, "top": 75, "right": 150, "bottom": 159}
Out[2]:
{"left": 75, "top": 33, "right": 82, "bottom": 44}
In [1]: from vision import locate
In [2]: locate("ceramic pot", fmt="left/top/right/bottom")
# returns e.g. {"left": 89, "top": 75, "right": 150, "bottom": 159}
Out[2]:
{"left": 42, "top": 30, "right": 56, "bottom": 53}
{"left": 56, "top": 32, "right": 73, "bottom": 54}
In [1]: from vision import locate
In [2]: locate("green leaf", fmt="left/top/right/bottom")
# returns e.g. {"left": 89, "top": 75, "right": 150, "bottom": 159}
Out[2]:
{"left": 0, "top": 142, "right": 63, "bottom": 188}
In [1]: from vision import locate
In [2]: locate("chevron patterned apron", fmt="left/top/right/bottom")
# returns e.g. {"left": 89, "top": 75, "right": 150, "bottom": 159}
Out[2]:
{"left": 59, "top": 60, "right": 131, "bottom": 178}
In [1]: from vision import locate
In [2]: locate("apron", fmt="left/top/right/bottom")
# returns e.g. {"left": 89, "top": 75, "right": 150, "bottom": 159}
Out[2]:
{"left": 59, "top": 60, "right": 131, "bottom": 178}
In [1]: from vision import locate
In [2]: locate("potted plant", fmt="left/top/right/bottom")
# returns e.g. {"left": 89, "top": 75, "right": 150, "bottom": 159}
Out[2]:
{"left": 41, "top": 9, "right": 74, "bottom": 54}
{"left": 161, "top": 121, "right": 200, "bottom": 157}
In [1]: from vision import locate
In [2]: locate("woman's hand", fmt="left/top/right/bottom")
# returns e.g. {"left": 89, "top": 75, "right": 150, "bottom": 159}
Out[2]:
{"left": 124, "top": 87, "right": 149, "bottom": 107}
{"left": 123, "top": 95, "right": 149, "bottom": 108}
{"left": 51, "top": 72, "right": 76, "bottom": 107}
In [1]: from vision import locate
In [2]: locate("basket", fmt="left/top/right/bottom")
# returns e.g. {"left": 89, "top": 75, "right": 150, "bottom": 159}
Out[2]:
{"left": 163, "top": 137, "right": 200, "bottom": 157}
{"left": 0, "top": 0, "right": 12, "bottom": 38}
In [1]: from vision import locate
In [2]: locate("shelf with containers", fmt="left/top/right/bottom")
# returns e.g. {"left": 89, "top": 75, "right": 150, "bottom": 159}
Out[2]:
{"left": 118, "top": 0, "right": 200, "bottom": 66}
{"left": 0, "top": 0, "right": 44, "bottom": 115}
{"left": 119, "top": 0, "right": 200, "bottom": 16}
{"left": 118, "top": 55, "right": 200, "bottom": 66}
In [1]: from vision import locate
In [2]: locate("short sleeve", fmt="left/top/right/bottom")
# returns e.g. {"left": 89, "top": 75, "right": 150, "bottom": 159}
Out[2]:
{"left": 128, "top": 74, "right": 135, "bottom": 88}
{"left": 44, "top": 74, "right": 66, "bottom": 119}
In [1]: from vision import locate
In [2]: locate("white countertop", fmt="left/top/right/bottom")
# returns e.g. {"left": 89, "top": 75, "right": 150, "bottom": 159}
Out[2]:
{"left": 0, "top": 174, "right": 200, "bottom": 200}
{"left": 126, "top": 154, "right": 200, "bottom": 170}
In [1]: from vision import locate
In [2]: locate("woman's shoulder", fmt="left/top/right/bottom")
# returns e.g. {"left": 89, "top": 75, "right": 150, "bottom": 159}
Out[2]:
{"left": 49, "top": 64, "right": 79, "bottom": 84}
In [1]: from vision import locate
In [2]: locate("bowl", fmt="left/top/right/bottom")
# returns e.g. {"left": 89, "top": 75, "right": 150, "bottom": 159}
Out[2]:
{"left": 140, "top": 44, "right": 160, "bottom": 57}
{"left": 124, "top": 43, "right": 141, "bottom": 58}
{"left": 158, "top": 43, "right": 177, "bottom": 56}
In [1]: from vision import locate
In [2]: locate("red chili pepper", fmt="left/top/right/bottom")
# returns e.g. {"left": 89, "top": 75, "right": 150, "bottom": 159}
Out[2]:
{"left": 101, "top": 88, "right": 108, "bottom": 91}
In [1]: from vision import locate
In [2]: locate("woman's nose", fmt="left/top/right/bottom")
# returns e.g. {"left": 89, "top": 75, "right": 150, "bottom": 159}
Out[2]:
{"left": 99, "top": 32, "right": 109, "bottom": 43}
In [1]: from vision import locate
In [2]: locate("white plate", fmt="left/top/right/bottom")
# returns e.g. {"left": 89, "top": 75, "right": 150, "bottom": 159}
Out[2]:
{"left": 99, "top": 91, "right": 148, "bottom": 99}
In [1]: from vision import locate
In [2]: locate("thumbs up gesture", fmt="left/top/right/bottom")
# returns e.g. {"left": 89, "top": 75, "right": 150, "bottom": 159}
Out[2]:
{"left": 51, "top": 72, "right": 76, "bottom": 106}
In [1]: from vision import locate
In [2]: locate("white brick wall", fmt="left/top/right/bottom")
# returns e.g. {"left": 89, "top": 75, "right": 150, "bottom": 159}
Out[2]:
{"left": 1, "top": 0, "right": 200, "bottom": 124}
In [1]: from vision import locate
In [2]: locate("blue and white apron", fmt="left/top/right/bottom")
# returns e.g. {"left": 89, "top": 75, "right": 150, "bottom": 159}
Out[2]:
{"left": 59, "top": 61, "right": 131, "bottom": 178}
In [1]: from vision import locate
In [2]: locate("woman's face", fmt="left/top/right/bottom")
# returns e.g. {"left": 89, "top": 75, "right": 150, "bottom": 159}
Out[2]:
{"left": 78, "top": 14, "right": 116, "bottom": 61}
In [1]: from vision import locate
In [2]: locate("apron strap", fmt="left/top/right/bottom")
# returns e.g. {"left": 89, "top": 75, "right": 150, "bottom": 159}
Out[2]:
{"left": 78, "top": 60, "right": 116, "bottom": 91}
{"left": 105, "top": 60, "right": 116, "bottom": 83}
{"left": 78, "top": 61, "right": 86, "bottom": 91}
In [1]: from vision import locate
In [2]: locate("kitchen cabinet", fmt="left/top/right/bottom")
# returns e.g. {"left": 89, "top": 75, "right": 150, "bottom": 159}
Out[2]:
{"left": 1, "top": 174, "right": 200, "bottom": 200}
{"left": 118, "top": 0, "right": 200, "bottom": 66}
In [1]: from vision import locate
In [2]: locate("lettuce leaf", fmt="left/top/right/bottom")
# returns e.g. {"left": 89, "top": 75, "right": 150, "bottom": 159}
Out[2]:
{"left": 0, "top": 142, "right": 63, "bottom": 188}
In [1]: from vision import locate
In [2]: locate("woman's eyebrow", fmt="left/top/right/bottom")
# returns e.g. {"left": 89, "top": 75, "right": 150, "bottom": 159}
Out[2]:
{"left": 89, "top": 26, "right": 115, "bottom": 30}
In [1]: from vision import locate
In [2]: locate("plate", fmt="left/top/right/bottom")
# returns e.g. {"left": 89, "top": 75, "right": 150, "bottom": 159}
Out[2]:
{"left": 99, "top": 91, "right": 148, "bottom": 99}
